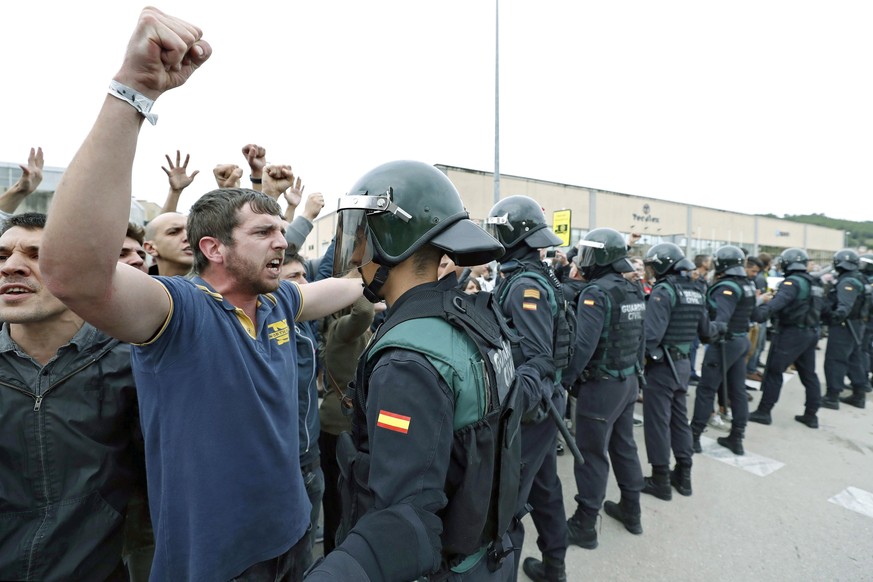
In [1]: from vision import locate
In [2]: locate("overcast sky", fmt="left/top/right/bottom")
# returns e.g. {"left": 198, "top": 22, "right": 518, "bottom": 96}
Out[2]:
{"left": 3, "top": 1, "right": 871, "bottom": 222}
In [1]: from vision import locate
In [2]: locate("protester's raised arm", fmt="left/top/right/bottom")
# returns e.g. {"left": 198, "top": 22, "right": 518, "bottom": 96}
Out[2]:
{"left": 161, "top": 150, "right": 199, "bottom": 213}
{"left": 0, "top": 147, "right": 44, "bottom": 214}
{"left": 242, "top": 144, "right": 267, "bottom": 192}
{"left": 41, "top": 7, "right": 211, "bottom": 343}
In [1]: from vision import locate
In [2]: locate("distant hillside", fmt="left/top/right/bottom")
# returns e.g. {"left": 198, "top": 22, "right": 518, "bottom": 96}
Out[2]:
{"left": 761, "top": 213, "right": 873, "bottom": 250}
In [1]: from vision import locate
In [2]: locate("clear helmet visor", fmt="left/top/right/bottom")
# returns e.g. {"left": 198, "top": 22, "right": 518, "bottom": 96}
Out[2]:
{"left": 483, "top": 213, "right": 512, "bottom": 242}
{"left": 333, "top": 208, "right": 374, "bottom": 277}
{"left": 574, "top": 239, "right": 605, "bottom": 268}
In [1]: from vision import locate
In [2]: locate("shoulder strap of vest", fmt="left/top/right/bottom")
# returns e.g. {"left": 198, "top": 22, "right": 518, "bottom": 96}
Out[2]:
{"left": 369, "top": 288, "right": 519, "bottom": 408}
{"left": 785, "top": 273, "right": 810, "bottom": 299}
{"left": 376, "top": 287, "right": 514, "bottom": 351}
{"left": 655, "top": 277, "right": 678, "bottom": 305}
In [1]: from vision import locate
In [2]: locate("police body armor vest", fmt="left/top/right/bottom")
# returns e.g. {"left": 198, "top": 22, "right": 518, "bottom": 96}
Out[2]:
{"left": 830, "top": 272, "right": 867, "bottom": 321}
{"left": 775, "top": 272, "right": 824, "bottom": 329}
{"left": 656, "top": 275, "right": 705, "bottom": 352}
{"left": 865, "top": 275, "right": 873, "bottom": 326}
{"left": 338, "top": 287, "right": 522, "bottom": 571}
{"left": 708, "top": 276, "right": 756, "bottom": 335}
{"left": 495, "top": 260, "right": 575, "bottom": 375}
{"left": 586, "top": 273, "right": 646, "bottom": 378}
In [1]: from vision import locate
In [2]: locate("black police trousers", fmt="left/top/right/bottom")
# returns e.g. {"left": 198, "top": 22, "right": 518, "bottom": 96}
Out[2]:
{"left": 824, "top": 323, "right": 867, "bottom": 396}
{"left": 643, "top": 357, "right": 693, "bottom": 467}
{"left": 691, "top": 335, "right": 751, "bottom": 434}
{"left": 759, "top": 326, "right": 821, "bottom": 413}
{"left": 509, "top": 390, "right": 568, "bottom": 577}
{"left": 573, "top": 375, "right": 643, "bottom": 515}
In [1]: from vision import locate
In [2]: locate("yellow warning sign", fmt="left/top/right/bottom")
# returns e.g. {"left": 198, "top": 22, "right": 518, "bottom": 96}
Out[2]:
{"left": 552, "top": 210, "right": 571, "bottom": 247}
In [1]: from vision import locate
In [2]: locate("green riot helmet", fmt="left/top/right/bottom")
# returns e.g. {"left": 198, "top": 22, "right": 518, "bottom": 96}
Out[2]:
{"left": 483, "top": 195, "right": 562, "bottom": 250}
{"left": 859, "top": 253, "right": 873, "bottom": 275}
{"left": 833, "top": 248, "right": 860, "bottom": 271}
{"left": 333, "top": 160, "right": 503, "bottom": 277}
{"left": 644, "top": 242, "right": 694, "bottom": 277}
{"left": 780, "top": 248, "right": 809, "bottom": 272}
{"left": 573, "top": 228, "right": 633, "bottom": 275}
{"left": 713, "top": 245, "right": 746, "bottom": 276}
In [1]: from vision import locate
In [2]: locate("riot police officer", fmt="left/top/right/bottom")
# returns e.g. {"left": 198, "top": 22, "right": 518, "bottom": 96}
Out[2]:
{"left": 748, "top": 248, "right": 825, "bottom": 428}
{"left": 822, "top": 249, "right": 868, "bottom": 410}
{"left": 307, "top": 161, "right": 521, "bottom": 581}
{"left": 858, "top": 253, "right": 873, "bottom": 393}
{"left": 563, "top": 228, "right": 646, "bottom": 548}
{"left": 641, "top": 243, "right": 716, "bottom": 500}
{"left": 690, "top": 245, "right": 756, "bottom": 456}
{"left": 485, "top": 195, "right": 570, "bottom": 582}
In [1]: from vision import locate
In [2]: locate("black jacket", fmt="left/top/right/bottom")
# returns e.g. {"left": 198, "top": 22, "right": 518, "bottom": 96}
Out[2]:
{"left": 0, "top": 323, "right": 141, "bottom": 581}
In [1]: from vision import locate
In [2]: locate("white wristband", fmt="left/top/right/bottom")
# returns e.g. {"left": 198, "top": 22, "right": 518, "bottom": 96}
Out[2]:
{"left": 108, "top": 80, "right": 158, "bottom": 125}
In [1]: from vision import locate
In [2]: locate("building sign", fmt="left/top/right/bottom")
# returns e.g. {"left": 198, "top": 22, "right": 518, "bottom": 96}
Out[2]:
{"left": 553, "top": 209, "right": 572, "bottom": 246}
{"left": 632, "top": 203, "right": 660, "bottom": 224}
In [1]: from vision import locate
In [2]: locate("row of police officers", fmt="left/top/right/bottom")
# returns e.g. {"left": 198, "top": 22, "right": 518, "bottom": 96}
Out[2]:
{"left": 308, "top": 165, "right": 870, "bottom": 581}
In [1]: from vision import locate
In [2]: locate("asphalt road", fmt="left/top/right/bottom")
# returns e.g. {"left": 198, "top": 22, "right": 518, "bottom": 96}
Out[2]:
{"left": 522, "top": 339, "right": 873, "bottom": 582}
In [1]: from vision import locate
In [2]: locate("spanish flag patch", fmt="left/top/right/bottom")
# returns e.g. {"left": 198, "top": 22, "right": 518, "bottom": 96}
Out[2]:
{"left": 377, "top": 410, "right": 411, "bottom": 434}
{"left": 583, "top": 299, "right": 596, "bottom": 306}
{"left": 523, "top": 289, "right": 541, "bottom": 300}
{"left": 722, "top": 289, "right": 734, "bottom": 296}
{"left": 523, "top": 302, "right": 537, "bottom": 311}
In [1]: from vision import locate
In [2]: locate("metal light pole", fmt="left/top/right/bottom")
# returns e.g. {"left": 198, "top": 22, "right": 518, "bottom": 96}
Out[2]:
{"left": 493, "top": 0, "right": 501, "bottom": 205}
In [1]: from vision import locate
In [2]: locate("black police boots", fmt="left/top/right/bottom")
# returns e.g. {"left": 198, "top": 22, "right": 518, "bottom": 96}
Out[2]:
{"left": 692, "top": 430, "right": 702, "bottom": 454}
{"left": 642, "top": 465, "right": 672, "bottom": 501}
{"left": 671, "top": 460, "right": 693, "bottom": 496}
{"left": 717, "top": 427, "right": 744, "bottom": 455}
{"left": 522, "top": 556, "right": 567, "bottom": 582}
{"left": 840, "top": 392, "right": 867, "bottom": 409}
{"left": 794, "top": 411, "right": 819, "bottom": 428}
{"left": 749, "top": 403, "right": 773, "bottom": 425}
{"left": 821, "top": 392, "right": 840, "bottom": 410}
{"left": 567, "top": 509, "right": 598, "bottom": 549}
{"left": 603, "top": 497, "right": 642, "bottom": 535}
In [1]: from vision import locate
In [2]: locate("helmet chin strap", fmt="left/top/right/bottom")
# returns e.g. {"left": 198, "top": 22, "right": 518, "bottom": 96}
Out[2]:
{"left": 359, "top": 264, "right": 392, "bottom": 303}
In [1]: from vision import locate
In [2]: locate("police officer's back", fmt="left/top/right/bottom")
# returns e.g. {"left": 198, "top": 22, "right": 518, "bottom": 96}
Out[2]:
{"left": 689, "top": 245, "right": 756, "bottom": 456}
{"left": 563, "top": 228, "right": 646, "bottom": 549}
{"left": 640, "top": 243, "right": 714, "bottom": 501}
{"left": 822, "top": 249, "right": 868, "bottom": 410}
{"left": 748, "top": 248, "right": 825, "bottom": 427}
{"left": 485, "top": 195, "right": 571, "bottom": 582}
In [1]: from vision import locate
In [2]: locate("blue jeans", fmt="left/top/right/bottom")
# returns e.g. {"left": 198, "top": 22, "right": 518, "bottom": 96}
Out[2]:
{"left": 303, "top": 461, "right": 325, "bottom": 555}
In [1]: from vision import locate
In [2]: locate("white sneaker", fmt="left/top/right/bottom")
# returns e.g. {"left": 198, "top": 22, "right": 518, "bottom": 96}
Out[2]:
{"left": 720, "top": 410, "right": 733, "bottom": 422}
{"left": 708, "top": 413, "right": 729, "bottom": 431}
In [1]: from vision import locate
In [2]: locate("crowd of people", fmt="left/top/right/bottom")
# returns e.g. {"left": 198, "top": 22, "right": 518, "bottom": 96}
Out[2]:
{"left": 1, "top": 7, "right": 870, "bottom": 582}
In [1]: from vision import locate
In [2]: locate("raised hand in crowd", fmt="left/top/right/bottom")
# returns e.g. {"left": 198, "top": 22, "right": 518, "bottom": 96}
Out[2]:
{"left": 300, "top": 192, "right": 325, "bottom": 222}
{"left": 213, "top": 163, "right": 242, "bottom": 188}
{"left": 115, "top": 8, "right": 210, "bottom": 98}
{"left": 242, "top": 143, "right": 267, "bottom": 191}
{"left": 0, "top": 146, "right": 44, "bottom": 214}
{"left": 262, "top": 164, "right": 299, "bottom": 201}
{"left": 160, "top": 150, "right": 199, "bottom": 213}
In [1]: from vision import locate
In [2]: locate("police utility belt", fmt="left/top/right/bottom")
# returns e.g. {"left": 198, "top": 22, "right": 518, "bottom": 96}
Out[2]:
{"left": 582, "top": 364, "right": 637, "bottom": 382}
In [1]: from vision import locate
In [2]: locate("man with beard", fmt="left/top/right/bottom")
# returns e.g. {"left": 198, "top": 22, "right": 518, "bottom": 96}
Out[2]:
{"left": 39, "top": 8, "right": 364, "bottom": 580}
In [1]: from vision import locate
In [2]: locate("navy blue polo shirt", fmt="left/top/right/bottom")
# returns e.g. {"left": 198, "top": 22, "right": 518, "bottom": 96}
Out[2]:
{"left": 131, "top": 276, "right": 310, "bottom": 581}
